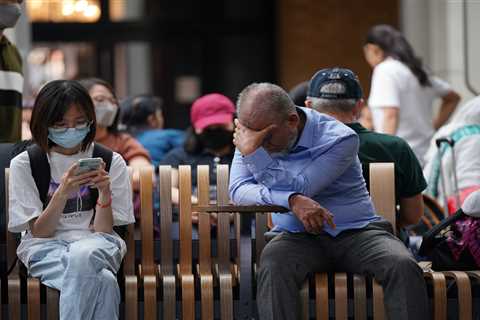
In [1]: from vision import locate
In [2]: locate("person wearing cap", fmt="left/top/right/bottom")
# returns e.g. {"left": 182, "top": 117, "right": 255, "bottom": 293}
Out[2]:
{"left": 305, "top": 68, "right": 427, "bottom": 246}
{"left": 230, "top": 82, "right": 428, "bottom": 320}
{"left": 0, "top": 0, "right": 24, "bottom": 142}
{"left": 120, "top": 94, "right": 185, "bottom": 168}
{"left": 288, "top": 79, "right": 374, "bottom": 130}
{"left": 161, "top": 93, "right": 235, "bottom": 223}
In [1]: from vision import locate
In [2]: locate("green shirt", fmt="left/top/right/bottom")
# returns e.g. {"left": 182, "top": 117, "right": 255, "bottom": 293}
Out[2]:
{"left": 0, "top": 35, "right": 23, "bottom": 143}
{"left": 347, "top": 123, "right": 427, "bottom": 242}
{"left": 347, "top": 122, "right": 427, "bottom": 201}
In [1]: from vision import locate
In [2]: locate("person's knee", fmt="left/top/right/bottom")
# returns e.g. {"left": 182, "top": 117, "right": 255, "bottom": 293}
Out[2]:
{"left": 387, "top": 253, "right": 421, "bottom": 275}
{"left": 68, "top": 244, "right": 103, "bottom": 270}
{"left": 258, "top": 241, "right": 297, "bottom": 280}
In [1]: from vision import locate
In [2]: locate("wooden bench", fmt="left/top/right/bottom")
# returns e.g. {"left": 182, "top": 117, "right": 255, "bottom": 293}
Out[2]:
{"left": 2, "top": 168, "right": 138, "bottom": 320}
{"left": 172, "top": 163, "right": 479, "bottom": 319}
{"left": 3, "top": 163, "right": 479, "bottom": 319}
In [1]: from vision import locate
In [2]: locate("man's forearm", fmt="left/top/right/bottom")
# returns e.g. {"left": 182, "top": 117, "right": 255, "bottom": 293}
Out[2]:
{"left": 398, "top": 194, "right": 424, "bottom": 228}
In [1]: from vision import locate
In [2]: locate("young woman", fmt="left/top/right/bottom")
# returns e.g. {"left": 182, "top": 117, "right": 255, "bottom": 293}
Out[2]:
{"left": 8, "top": 80, "right": 135, "bottom": 319}
{"left": 364, "top": 24, "right": 460, "bottom": 166}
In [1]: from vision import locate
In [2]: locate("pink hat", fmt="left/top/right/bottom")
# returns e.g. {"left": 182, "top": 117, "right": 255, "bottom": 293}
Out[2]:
{"left": 190, "top": 93, "right": 235, "bottom": 131}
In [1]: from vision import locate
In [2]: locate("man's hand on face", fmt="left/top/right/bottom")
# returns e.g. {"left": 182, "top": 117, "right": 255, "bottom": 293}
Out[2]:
{"left": 289, "top": 194, "right": 336, "bottom": 234}
{"left": 233, "top": 118, "right": 276, "bottom": 156}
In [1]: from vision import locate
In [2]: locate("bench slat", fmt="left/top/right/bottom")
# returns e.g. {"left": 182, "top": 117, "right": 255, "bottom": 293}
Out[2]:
{"left": 197, "top": 165, "right": 214, "bottom": 319}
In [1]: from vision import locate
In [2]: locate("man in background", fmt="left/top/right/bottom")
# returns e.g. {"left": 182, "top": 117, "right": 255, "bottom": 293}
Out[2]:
{"left": 305, "top": 67, "right": 426, "bottom": 244}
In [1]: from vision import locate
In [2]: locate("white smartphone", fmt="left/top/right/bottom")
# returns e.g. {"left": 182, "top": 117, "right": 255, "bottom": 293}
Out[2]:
{"left": 76, "top": 157, "right": 103, "bottom": 175}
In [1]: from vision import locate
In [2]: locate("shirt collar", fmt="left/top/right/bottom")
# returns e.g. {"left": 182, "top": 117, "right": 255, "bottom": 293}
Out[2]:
{"left": 292, "top": 107, "right": 314, "bottom": 150}
{"left": 346, "top": 122, "right": 369, "bottom": 134}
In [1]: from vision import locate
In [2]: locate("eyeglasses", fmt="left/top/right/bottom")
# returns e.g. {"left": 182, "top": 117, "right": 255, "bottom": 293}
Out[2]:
{"left": 49, "top": 121, "right": 92, "bottom": 134}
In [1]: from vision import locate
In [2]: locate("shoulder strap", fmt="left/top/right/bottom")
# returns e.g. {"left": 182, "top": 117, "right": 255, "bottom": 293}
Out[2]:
{"left": 90, "top": 143, "right": 114, "bottom": 206}
{"left": 26, "top": 144, "right": 51, "bottom": 209}
{"left": 418, "top": 209, "right": 465, "bottom": 256}
{"left": 92, "top": 143, "right": 113, "bottom": 173}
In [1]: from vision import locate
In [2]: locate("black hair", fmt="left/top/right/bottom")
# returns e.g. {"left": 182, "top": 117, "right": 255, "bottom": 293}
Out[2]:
{"left": 366, "top": 24, "right": 431, "bottom": 87}
{"left": 78, "top": 77, "right": 121, "bottom": 134}
{"left": 30, "top": 80, "right": 97, "bottom": 152}
{"left": 120, "top": 94, "right": 163, "bottom": 133}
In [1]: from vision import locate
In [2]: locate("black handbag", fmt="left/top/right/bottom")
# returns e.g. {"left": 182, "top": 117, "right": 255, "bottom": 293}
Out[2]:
{"left": 418, "top": 209, "right": 480, "bottom": 271}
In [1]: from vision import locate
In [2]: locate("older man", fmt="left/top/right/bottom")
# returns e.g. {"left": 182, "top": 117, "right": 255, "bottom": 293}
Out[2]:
{"left": 229, "top": 82, "right": 428, "bottom": 320}
{"left": 305, "top": 68, "right": 427, "bottom": 245}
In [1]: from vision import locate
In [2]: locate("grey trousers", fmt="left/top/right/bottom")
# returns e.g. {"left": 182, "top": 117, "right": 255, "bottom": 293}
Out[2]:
{"left": 257, "top": 219, "right": 429, "bottom": 320}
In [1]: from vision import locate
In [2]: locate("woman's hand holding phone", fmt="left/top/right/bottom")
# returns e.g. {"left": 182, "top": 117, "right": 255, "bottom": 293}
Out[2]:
{"left": 56, "top": 159, "right": 111, "bottom": 197}
{"left": 88, "top": 162, "right": 111, "bottom": 196}
{"left": 56, "top": 162, "right": 100, "bottom": 198}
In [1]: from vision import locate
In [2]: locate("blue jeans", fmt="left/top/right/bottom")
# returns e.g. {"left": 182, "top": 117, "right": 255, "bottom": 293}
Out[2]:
{"left": 27, "top": 233, "right": 124, "bottom": 320}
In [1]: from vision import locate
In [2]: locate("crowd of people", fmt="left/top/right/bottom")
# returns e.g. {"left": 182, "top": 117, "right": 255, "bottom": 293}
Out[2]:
{"left": 2, "top": 4, "right": 479, "bottom": 319}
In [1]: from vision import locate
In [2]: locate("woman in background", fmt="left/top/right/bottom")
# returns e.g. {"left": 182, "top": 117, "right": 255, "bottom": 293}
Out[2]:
{"left": 161, "top": 93, "right": 235, "bottom": 224}
{"left": 79, "top": 78, "right": 151, "bottom": 185}
{"left": 364, "top": 24, "right": 460, "bottom": 166}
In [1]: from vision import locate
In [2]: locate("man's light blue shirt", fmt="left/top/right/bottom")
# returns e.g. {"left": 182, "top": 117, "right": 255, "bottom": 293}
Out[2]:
{"left": 229, "top": 107, "right": 379, "bottom": 237}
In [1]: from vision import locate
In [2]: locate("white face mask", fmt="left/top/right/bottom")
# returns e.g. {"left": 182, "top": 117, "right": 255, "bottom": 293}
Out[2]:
{"left": 95, "top": 102, "right": 118, "bottom": 127}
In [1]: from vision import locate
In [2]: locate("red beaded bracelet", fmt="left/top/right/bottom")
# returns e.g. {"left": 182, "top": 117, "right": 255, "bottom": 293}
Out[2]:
{"left": 96, "top": 197, "right": 112, "bottom": 208}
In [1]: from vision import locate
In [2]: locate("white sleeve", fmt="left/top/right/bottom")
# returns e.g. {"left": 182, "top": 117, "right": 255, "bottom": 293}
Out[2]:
{"left": 8, "top": 152, "right": 44, "bottom": 233}
{"left": 430, "top": 76, "right": 452, "bottom": 97}
{"left": 368, "top": 63, "right": 401, "bottom": 108}
{"left": 109, "top": 152, "right": 135, "bottom": 226}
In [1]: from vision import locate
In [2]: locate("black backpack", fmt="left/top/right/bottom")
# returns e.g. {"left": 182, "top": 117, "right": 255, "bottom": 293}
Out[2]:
{"left": 0, "top": 141, "right": 113, "bottom": 277}
{"left": 418, "top": 209, "right": 480, "bottom": 270}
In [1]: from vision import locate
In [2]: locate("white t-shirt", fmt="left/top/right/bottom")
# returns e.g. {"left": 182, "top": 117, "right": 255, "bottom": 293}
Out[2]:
{"left": 8, "top": 143, "right": 135, "bottom": 265}
{"left": 368, "top": 58, "right": 451, "bottom": 166}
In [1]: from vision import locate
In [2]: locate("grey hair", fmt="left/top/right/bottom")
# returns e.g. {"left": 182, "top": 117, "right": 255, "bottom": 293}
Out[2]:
{"left": 308, "top": 82, "right": 357, "bottom": 113}
{"left": 236, "top": 82, "right": 295, "bottom": 120}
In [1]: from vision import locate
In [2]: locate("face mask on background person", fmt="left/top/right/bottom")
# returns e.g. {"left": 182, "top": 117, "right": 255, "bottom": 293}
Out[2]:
{"left": 199, "top": 127, "right": 234, "bottom": 150}
{"left": 0, "top": 3, "right": 21, "bottom": 30}
{"left": 48, "top": 125, "right": 90, "bottom": 149}
{"left": 95, "top": 102, "right": 118, "bottom": 127}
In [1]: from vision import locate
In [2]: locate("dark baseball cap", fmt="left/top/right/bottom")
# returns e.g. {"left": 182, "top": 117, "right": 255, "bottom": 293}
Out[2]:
{"left": 307, "top": 68, "right": 363, "bottom": 100}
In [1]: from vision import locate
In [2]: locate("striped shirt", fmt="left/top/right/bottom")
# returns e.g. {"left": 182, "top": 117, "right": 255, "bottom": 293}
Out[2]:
{"left": 0, "top": 35, "right": 23, "bottom": 142}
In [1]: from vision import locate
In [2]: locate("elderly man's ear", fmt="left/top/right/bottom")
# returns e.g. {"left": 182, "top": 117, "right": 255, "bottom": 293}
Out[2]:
{"left": 353, "top": 99, "right": 366, "bottom": 119}
{"left": 304, "top": 99, "right": 312, "bottom": 109}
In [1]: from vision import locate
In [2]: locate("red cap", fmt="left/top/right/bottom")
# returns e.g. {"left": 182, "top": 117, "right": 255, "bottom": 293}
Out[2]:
{"left": 190, "top": 93, "right": 235, "bottom": 131}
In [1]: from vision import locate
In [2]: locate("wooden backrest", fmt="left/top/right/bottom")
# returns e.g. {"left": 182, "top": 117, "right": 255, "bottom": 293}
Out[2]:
{"left": 369, "top": 163, "right": 396, "bottom": 233}
{"left": 216, "top": 165, "right": 232, "bottom": 270}
{"left": 139, "top": 165, "right": 155, "bottom": 276}
{"left": 159, "top": 165, "right": 174, "bottom": 276}
{"left": 178, "top": 165, "right": 193, "bottom": 276}
{"left": 197, "top": 165, "right": 212, "bottom": 275}
{"left": 123, "top": 167, "right": 136, "bottom": 276}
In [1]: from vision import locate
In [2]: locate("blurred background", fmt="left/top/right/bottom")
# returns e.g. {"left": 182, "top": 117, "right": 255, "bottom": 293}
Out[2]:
{"left": 7, "top": 0, "right": 480, "bottom": 129}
